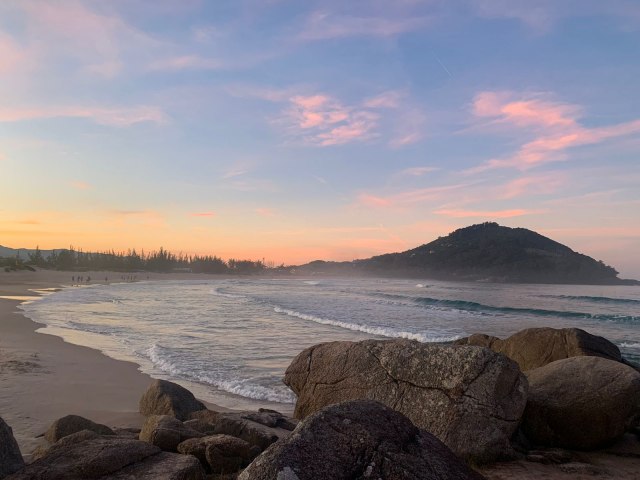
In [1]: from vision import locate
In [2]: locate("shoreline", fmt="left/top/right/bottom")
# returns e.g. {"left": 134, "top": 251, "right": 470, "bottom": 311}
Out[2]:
{"left": 0, "top": 269, "right": 236, "bottom": 458}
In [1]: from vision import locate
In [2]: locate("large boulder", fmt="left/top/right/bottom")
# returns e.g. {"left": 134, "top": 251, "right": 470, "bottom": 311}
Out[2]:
{"left": 284, "top": 339, "right": 527, "bottom": 463}
{"left": 139, "top": 415, "right": 204, "bottom": 452}
{"left": 455, "top": 328, "right": 626, "bottom": 371}
{"left": 139, "top": 379, "right": 207, "bottom": 420}
{"left": 522, "top": 356, "right": 640, "bottom": 449}
{"left": 5, "top": 435, "right": 204, "bottom": 480}
{"left": 0, "top": 417, "right": 24, "bottom": 479}
{"left": 44, "top": 414, "right": 115, "bottom": 443}
{"left": 239, "top": 400, "right": 485, "bottom": 480}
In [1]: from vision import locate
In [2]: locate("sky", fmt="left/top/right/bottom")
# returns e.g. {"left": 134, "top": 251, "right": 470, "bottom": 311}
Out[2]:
{"left": 1, "top": 0, "right": 639, "bottom": 277}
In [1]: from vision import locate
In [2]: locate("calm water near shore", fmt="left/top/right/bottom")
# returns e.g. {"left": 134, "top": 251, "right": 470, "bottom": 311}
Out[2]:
{"left": 19, "top": 277, "right": 640, "bottom": 409}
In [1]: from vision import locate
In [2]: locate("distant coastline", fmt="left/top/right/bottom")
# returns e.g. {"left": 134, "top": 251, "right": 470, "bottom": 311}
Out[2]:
{"left": 2, "top": 223, "right": 638, "bottom": 286}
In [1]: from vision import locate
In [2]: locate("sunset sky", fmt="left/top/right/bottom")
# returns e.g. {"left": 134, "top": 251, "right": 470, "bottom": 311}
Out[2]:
{"left": 1, "top": 0, "right": 639, "bottom": 277}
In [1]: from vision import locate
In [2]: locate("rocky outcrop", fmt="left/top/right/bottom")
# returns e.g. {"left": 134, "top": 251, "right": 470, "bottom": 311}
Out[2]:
{"left": 522, "top": 356, "right": 640, "bottom": 449}
{"left": 139, "top": 415, "right": 204, "bottom": 452}
{"left": 455, "top": 328, "right": 626, "bottom": 371}
{"left": 0, "top": 417, "right": 24, "bottom": 479}
{"left": 239, "top": 400, "right": 486, "bottom": 480}
{"left": 6, "top": 434, "right": 204, "bottom": 480}
{"left": 139, "top": 379, "right": 207, "bottom": 420}
{"left": 44, "top": 414, "right": 115, "bottom": 443}
{"left": 284, "top": 339, "right": 527, "bottom": 463}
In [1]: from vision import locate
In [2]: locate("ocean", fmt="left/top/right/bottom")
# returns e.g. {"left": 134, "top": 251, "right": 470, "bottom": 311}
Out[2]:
{"left": 19, "top": 277, "right": 640, "bottom": 410}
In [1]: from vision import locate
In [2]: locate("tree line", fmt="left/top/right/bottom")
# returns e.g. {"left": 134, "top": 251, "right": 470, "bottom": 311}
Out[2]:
{"left": 3, "top": 246, "right": 272, "bottom": 274}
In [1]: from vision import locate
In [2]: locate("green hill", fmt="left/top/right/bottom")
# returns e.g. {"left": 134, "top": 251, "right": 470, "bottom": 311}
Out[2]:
{"left": 297, "top": 223, "right": 636, "bottom": 285}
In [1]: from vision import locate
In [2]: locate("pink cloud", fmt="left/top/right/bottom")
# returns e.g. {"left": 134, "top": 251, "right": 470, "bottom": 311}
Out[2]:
{"left": 433, "top": 208, "right": 542, "bottom": 218}
{"left": 299, "top": 12, "right": 429, "bottom": 41}
{"left": 190, "top": 212, "right": 216, "bottom": 217}
{"left": 470, "top": 91, "right": 640, "bottom": 171}
{"left": 500, "top": 173, "right": 566, "bottom": 199}
{"left": 0, "top": 105, "right": 167, "bottom": 127}
{"left": 356, "top": 184, "right": 468, "bottom": 209}
{"left": 473, "top": 91, "right": 579, "bottom": 128}
{"left": 284, "top": 94, "right": 379, "bottom": 146}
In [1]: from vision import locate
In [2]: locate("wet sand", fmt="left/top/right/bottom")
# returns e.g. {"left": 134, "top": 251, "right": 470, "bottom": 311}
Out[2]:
{"left": 0, "top": 269, "right": 224, "bottom": 459}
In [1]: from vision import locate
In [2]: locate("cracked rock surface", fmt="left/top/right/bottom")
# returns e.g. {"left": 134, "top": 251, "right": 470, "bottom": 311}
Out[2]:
{"left": 239, "top": 399, "right": 486, "bottom": 480}
{"left": 284, "top": 339, "right": 528, "bottom": 463}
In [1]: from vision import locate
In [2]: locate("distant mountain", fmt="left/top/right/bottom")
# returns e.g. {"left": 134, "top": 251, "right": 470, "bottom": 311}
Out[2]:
{"left": 295, "top": 223, "right": 638, "bottom": 285}
{"left": 0, "top": 245, "right": 61, "bottom": 259}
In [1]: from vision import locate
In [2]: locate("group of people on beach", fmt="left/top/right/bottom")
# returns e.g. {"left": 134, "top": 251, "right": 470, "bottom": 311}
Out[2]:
{"left": 71, "top": 275, "right": 91, "bottom": 285}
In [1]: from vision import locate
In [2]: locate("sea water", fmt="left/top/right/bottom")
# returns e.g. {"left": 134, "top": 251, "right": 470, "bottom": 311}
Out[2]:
{"left": 18, "top": 277, "right": 640, "bottom": 410}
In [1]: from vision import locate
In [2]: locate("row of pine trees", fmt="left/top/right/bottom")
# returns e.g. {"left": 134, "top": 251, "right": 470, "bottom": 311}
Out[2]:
{"left": 4, "top": 246, "right": 270, "bottom": 274}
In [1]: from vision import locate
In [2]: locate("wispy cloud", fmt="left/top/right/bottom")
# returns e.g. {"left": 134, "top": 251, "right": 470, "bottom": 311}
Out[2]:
{"left": 10, "top": 0, "right": 162, "bottom": 78}
{"left": 470, "top": 0, "right": 640, "bottom": 33}
{"left": 283, "top": 94, "right": 379, "bottom": 146}
{"left": 0, "top": 105, "right": 168, "bottom": 127}
{"left": 397, "top": 166, "right": 438, "bottom": 177}
{"left": 271, "top": 89, "right": 426, "bottom": 147}
{"left": 433, "top": 208, "right": 542, "bottom": 218}
{"left": 298, "top": 11, "right": 429, "bottom": 41}
{"left": 355, "top": 183, "right": 468, "bottom": 209}
{"left": 190, "top": 212, "right": 216, "bottom": 217}
{"left": 500, "top": 173, "right": 566, "bottom": 199}
{"left": 469, "top": 91, "right": 640, "bottom": 171}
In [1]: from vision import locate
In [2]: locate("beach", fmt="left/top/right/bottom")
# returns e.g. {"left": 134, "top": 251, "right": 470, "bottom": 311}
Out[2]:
{"left": 0, "top": 269, "right": 224, "bottom": 459}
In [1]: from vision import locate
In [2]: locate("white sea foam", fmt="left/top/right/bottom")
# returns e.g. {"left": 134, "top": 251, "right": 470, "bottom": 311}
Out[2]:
{"left": 146, "top": 344, "right": 294, "bottom": 403}
{"left": 273, "top": 306, "right": 460, "bottom": 343}
{"left": 620, "top": 342, "right": 640, "bottom": 348}
{"left": 303, "top": 281, "right": 320, "bottom": 285}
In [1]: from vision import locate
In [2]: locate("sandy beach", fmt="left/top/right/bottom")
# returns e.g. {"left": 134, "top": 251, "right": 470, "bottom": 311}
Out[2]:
{"left": 0, "top": 269, "right": 224, "bottom": 459}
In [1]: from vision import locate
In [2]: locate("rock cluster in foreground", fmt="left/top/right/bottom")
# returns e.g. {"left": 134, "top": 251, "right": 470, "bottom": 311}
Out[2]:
{"left": 284, "top": 339, "right": 527, "bottom": 463}
{"left": 1, "top": 326, "right": 639, "bottom": 479}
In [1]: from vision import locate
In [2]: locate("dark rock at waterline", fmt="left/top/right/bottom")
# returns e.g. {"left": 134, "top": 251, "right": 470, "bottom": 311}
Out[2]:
{"left": 0, "top": 417, "right": 24, "bottom": 479}
{"left": 239, "top": 400, "right": 486, "bottom": 480}
{"left": 139, "top": 379, "right": 207, "bottom": 421}
{"left": 139, "top": 415, "right": 204, "bottom": 452}
{"left": 522, "top": 356, "right": 640, "bottom": 449}
{"left": 6, "top": 434, "right": 206, "bottom": 480}
{"left": 454, "top": 327, "right": 626, "bottom": 371}
{"left": 44, "top": 414, "right": 115, "bottom": 443}
{"left": 284, "top": 339, "right": 527, "bottom": 463}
